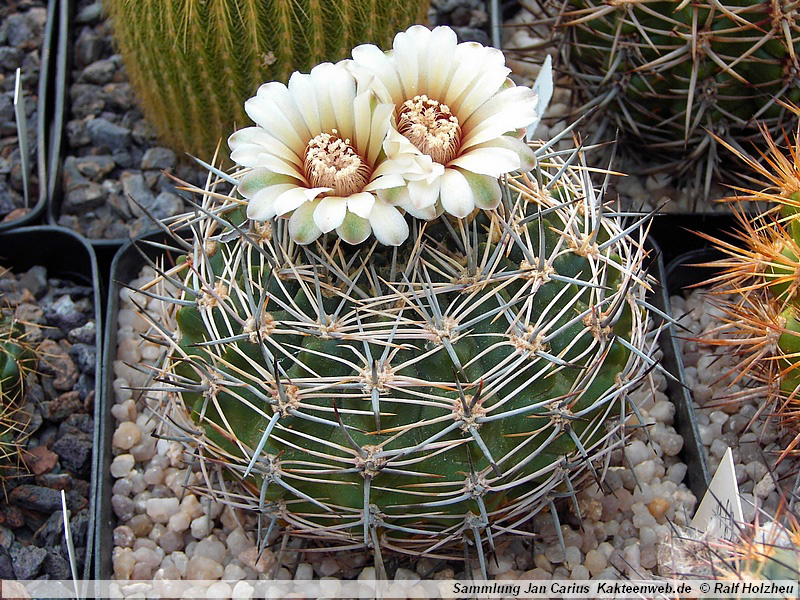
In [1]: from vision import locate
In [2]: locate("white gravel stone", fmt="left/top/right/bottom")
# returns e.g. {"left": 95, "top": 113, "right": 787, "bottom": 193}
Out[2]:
{"left": 145, "top": 498, "right": 180, "bottom": 523}
{"left": 186, "top": 555, "right": 223, "bottom": 580}
{"left": 110, "top": 454, "right": 135, "bottom": 478}
{"left": 191, "top": 515, "right": 211, "bottom": 539}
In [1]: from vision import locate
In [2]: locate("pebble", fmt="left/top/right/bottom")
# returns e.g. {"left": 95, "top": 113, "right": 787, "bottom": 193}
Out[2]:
{"left": 145, "top": 497, "right": 180, "bottom": 523}
{"left": 186, "top": 556, "right": 223, "bottom": 580}
{"left": 113, "top": 421, "right": 141, "bottom": 450}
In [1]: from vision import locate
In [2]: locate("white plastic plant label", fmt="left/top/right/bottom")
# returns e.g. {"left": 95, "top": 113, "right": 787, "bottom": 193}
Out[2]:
{"left": 690, "top": 447, "right": 744, "bottom": 541}
{"left": 526, "top": 54, "right": 553, "bottom": 142}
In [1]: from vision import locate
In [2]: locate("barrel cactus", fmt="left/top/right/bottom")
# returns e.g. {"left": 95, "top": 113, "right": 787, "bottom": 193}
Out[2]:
{"left": 134, "top": 146, "right": 658, "bottom": 563}
{"left": 518, "top": 0, "right": 800, "bottom": 196}
{"left": 130, "top": 25, "right": 660, "bottom": 564}
{"left": 696, "top": 111, "right": 800, "bottom": 450}
{"left": 103, "top": 0, "right": 428, "bottom": 160}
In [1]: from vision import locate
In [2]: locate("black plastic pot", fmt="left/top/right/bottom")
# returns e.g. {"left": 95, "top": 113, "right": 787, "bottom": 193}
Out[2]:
{"left": 0, "top": 0, "right": 65, "bottom": 231}
{"left": 0, "top": 225, "right": 102, "bottom": 581}
{"left": 649, "top": 213, "right": 736, "bottom": 266}
{"left": 97, "top": 230, "right": 184, "bottom": 579}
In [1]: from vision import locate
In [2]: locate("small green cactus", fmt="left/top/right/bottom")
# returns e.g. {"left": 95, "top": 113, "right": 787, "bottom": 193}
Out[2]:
{"left": 103, "top": 0, "right": 429, "bottom": 160}
{"left": 0, "top": 315, "right": 36, "bottom": 479}
{"left": 696, "top": 110, "right": 800, "bottom": 450}
{"left": 135, "top": 140, "right": 659, "bottom": 563}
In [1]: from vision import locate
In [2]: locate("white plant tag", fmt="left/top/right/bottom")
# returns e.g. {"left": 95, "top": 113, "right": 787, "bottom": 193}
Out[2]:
{"left": 690, "top": 447, "right": 744, "bottom": 541}
{"left": 526, "top": 55, "right": 553, "bottom": 142}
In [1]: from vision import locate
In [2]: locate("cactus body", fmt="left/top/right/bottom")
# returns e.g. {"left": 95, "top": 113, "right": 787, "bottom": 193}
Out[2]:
{"left": 699, "top": 114, "right": 800, "bottom": 448}
{"left": 523, "top": 0, "right": 800, "bottom": 194}
{"left": 103, "top": 0, "right": 428, "bottom": 160}
{"left": 0, "top": 316, "right": 36, "bottom": 478}
{"left": 139, "top": 142, "right": 656, "bottom": 558}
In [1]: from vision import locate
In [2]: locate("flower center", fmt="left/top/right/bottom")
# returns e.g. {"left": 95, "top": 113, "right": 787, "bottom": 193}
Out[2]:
{"left": 397, "top": 95, "right": 461, "bottom": 164}
{"left": 304, "top": 130, "right": 371, "bottom": 196}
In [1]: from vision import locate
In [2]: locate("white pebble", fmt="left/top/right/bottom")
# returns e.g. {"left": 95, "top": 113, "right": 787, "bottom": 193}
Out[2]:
{"left": 205, "top": 582, "right": 231, "bottom": 599}
{"left": 110, "top": 454, "right": 135, "bottom": 478}
{"left": 191, "top": 515, "right": 211, "bottom": 539}
{"left": 145, "top": 497, "right": 180, "bottom": 523}
{"left": 167, "top": 511, "right": 190, "bottom": 533}
{"left": 186, "top": 556, "right": 223, "bottom": 580}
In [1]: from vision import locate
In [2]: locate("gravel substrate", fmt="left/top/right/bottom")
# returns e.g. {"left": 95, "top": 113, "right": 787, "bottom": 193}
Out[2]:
{"left": 107, "top": 265, "right": 697, "bottom": 586}
{"left": 672, "top": 288, "right": 797, "bottom": 522}
{"left": 0, "top": 261, "right": 97, "bottom": 579}
{"left": 0, "top": 0, "right": 46, "bottom": 223}
{"left": 57, "top": 0, "right": 202, "bottom": 241}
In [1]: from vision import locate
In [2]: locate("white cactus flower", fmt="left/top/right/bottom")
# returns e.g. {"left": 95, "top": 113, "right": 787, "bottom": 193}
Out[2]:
{"left": 350, "top": 25, "right": 540, "bottom": 219}
{"left": 228, "top": 62, "right": 413, "bottom": 246}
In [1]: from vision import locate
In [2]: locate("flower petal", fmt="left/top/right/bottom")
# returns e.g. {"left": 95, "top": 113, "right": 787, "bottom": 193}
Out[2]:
{"left": 461, "top": 171, "right": 501, "bottom": 210}
{"left": 422, "top": 27, "right": 459, "bottom": 101}
{"left": 246, "top": 83, "right": 309, "bottom": 155}
{"left": 336, "top": 212, "right": 372, "bottom": 245}
{"left": 273, "top": 186, "right": 329, "bottom": 216}
{"left": 449, "top": 146, "right": 520, "bottom": 176}
{"left": 313, "top": 196, "right": 348, "bottom": 233}
{"left": 462, "top": 85, "right": 538, "bottom": 144}
{"left": 228, "top": 127, "right": 302, "bottom": 169}
{"left": 440, "top": 168, "right": 475, "bottom": 218}
{"left": 238, "top": 169, "right": 301, "bottom": 199}
{"left": 346, "top": 192, "right": 375, "bottom": 219}
{"left": 287, "top": 71, "right": 322, "bottom": 135}
{"left": 246, "top": 184, "right": 296, "bottom": 221}
{"left": 369, "top": 199, "right": 409, "bottom": 246}
{"left": 350, "top": 43, "right": 402, "bottom": 103}
{"left": 408, "top": 177, "right": 442, "bottom": 210}
{"left": 444, "top": 43, "right": 509, "bottom": 118}
{"left": 288, "top": 201, "right": 322, "bottom": 245}
{"left": 393, "top": 25, "right": 424, "bottom": 99}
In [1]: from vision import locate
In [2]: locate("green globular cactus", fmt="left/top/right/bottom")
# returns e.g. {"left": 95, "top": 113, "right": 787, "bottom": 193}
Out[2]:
{"left": 103, "top": 0, "right": 429, "bottom": 161}
{"left": 137, "top": 141, "right": 659, "bottom": 563}
{"left": 521, "top": 0, "right": 800, "bottom": 197}
{"left": 696, "top": 116, "right": 800, "bottom": 453}
{"left": 0, "top": 316, "right": 36, "bottom": 478}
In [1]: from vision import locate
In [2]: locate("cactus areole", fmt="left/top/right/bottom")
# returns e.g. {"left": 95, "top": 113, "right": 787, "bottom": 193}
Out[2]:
{"left": 144, "top": 145, "right": 655, "bottom": 558}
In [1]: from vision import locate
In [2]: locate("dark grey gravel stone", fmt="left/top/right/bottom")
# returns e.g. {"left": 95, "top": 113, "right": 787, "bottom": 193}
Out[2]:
{"left": 74, "top": 28, "right": 103, "bottom": 67}
{"left": 63, "top": 182, "right": 105, "bottom": 214}
{"left": 6, "top": 9, "right": 46, "bottom": 49}
{"left": 44, "top": 294, "right": 87, "bottom": 331}
{"left": 32, "top": 511, "right": 62, "bottom": 547}
{"left": 68, "top": 343, "right": 96, "bottom": 374}
{"left": 83, "top": 56, "right": 120, "bottom": 85}
{"left": 52, "top": 432, "right": 92, "bottom": 475}
{"left": 112, "top": 148, "right": 133, "bottom": 168}
{"left": 70, "top": 83, "right": 105, "bottom": 119}
{"left": 43, "top": 551, "right": 71, "bottom": 579}
{"left": 12, "top": 545, "right": 47, "bottom": 579}
{"left": 68, "top": 320, "right": 96, "bottom": 345}
{"left": 0, "top": 47, "right": 24, "bottom": 71}
{"left": 76, "top": 1, "right": 102, "bottom": 24}
{"left": 0, "top": 526, "right": 14, "bottom": 548}
{"left": 121, "top": 171, "right": 153, "bottom": 216}
{"left": 67, "top": 118, "right": 90, "bottom": 147}
{"left": 75, "top": 154, "right": 115, "bottom": 179}
{"left": 0, "top": 545, "right": 13, "bottom": 579}
{"left": 75, "top": 373, "right": 95, "bottom": 400}
{"left": 149, "top": 191, "right": 184, "bottom": 220}
{"left": 18, "top": 265, "right": 48, "bottom": 297}
{"left": 87, "top": 117, "right": 131, "bottom": 151}
{"left": 141, "top": 147, "right": 176, "bottom": 171}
